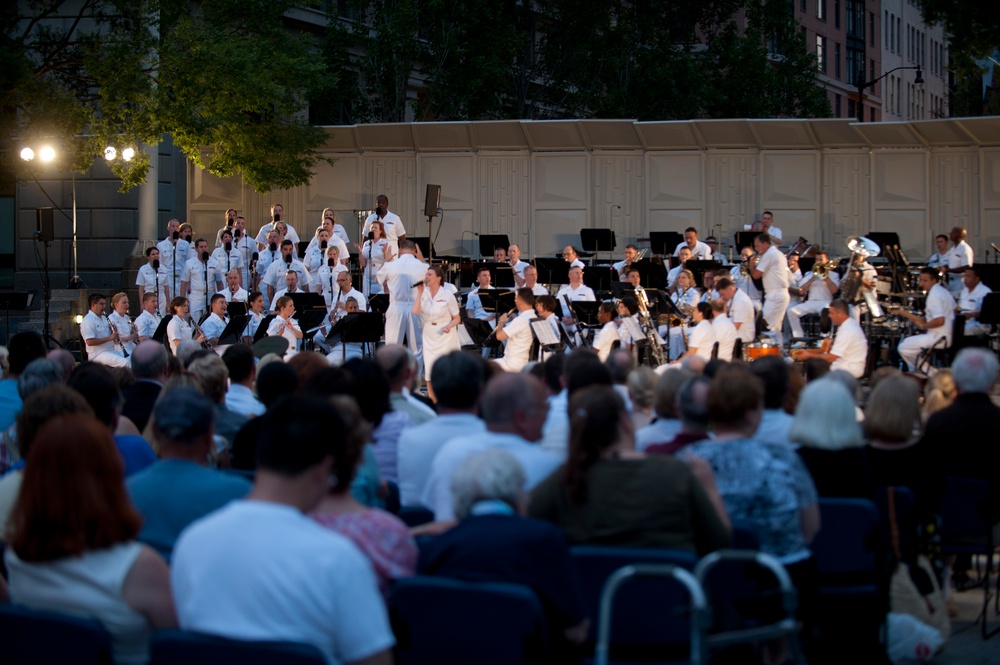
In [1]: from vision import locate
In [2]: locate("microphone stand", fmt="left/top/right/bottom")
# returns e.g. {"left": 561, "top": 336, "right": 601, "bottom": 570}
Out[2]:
{"left": 203, "top": 260, "right": 210, "bottom": 316}
{"left": 172, "top": 241, "right": 178, "bottom": 307}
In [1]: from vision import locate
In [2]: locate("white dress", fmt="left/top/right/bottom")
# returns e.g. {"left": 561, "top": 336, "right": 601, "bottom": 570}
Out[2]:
{"left": 418, "top": 288, "right": 461, "bottom": 379}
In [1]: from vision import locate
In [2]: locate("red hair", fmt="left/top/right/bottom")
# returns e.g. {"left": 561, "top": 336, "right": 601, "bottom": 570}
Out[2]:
{"left": 7, "top": 414, "right": 142, "bottom": 562}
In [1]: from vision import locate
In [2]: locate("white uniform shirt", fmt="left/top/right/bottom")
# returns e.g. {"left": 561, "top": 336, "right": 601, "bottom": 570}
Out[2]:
{"left": 363, "top": 211, "right": 405, "bottom": 250}
{"left": 756, "top": 246, "right": 789, "bottom": 292}
{"left": 263, "top": 259, "right": 310, "bottom": 294}
{"left": 712, "top": 314, "right": 737, "bottom": 361}
{"left": 266, "top": 315, "right": 301, "bottom": 355}
{"left": 800, "top": 270, "right": 840, "bottom": 302}
{"left": 329, "top": 288, "right": 368, "bottom": 321}
{"left": 529, "top": 283, "right": 549, "bottom": 297}
{"left": 80, "top": 311, "right": 115, "bottom": 356}
{"left": 730, "top": 265, "right": 762, "bottom": 303}
{"left": 830, "top": 317, "right": 868, "bottom": 378}
{"left": 959, "top": 281, "right": 992, "bottom": 336}
{"left": 592, "top": 321, "right": 620, "bottom": 362}
{"left": 316, "top": 264, "right": 350, "bottom": 305}
{"left": 673, "top": 240, "right": 713, "bottom": 260}
{"left": 376, "top": 254, "right": 428, "bottom": 305}
{"left": 728, "top": 289, "right": 757, "bottom": 344}
{"left": 200, "top": 312, "right": 228, "bottom": 342}
{"left": 465, "top": 285, "right": 497, "bottom": 322}
{"left": 107, "top": 311, "right": 136, "bottom": 356}
{"left": 304, "top": 238, "right": 350, "bottom": 273}
{"left": 269, "top": 288, "right": 305, "bottom": 313}
{"left": 135, "top": 263, "right": 169, "bottom": 307}
{"left": 182, "top": 257, "right": 224, "bottom": 298}
{"left": 256, "top": 247, "right": 282, "bottom": 280}
{"left": 510, "top": 260, "right": 529, "bottom": 281}
{"left": 255, "top": 221, "right": 299, "bottom": 247}
{"left": 134, "top": 310, "right": 161, "bottom": 340}
{"left": 210, "top": 246, "right": 244, "bottom": 278}
{"left": 498, "top": 309, "right": 536, "bottom": 371}
{"left": 924, "top": 283, "right": 956, "bottom": 344}
{"left": 220, "top": 287, "right": 249, "bottom": 303}
{"left": 946, "top": 240, "right": 974, "bottom": 292}
{"left": 686, "top": 319, "right": 716, "bottom": 360}
{"left": 556, "top": 283, "right": 596, "bottom": 302}
{"left": 156, "top": 237, "right": 191, "bottom": 295}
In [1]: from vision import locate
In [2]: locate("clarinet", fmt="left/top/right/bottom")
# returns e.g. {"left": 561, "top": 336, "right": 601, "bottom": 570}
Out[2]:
{"left": 108, "top": 317, "right": 129, "bottom": 358}
{"left": 190, "top": 316, "right": 212, "bottom": 349}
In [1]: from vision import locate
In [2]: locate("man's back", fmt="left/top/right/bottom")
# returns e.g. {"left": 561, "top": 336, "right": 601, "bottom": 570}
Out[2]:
{"left": 172, "top": 500, "right": 393, "bottom": 664}
{"left": 397, "top": 413, "right": 485, "bottom": 506}
{"left": 121, "top": 380, "right": 162, "bottom": 432}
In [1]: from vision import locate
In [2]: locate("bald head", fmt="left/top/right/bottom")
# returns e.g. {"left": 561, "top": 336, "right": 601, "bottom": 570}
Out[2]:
{"left": 131, "top": 341, "right": 169, "bottom": 380}
{"left": 46, "top": 349, "right": 76, "bottom": 382}
{"left": 376, "top": 343, "right": 414, "bottom": 391}
{"left": 480, "top": 373, "right": 548, "bottom": 442}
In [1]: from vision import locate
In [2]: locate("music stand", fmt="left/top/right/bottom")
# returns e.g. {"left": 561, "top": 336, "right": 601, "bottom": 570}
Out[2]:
{"left": 649, "top": 232, "right": 683, "bottom": 256}
{"left": 482, "top": 262, "right": 515, "bottom": 288}
{"left": 567, "top": 301, "right": 600, "bottom": 327}
{"left": 326, "top": 313, "right": 385, "bottom": 359}
{"left": 734, "top": 232, "right": 757, "bottom": 252}
{"left": 580, "top": 229, "right": 616, "bottom": 260}
{"left": 152, "top": 315, "right": 172, "bottom": 345}
{"left": 462, "top": 318, "right": 499, "bottom": 349}
{"left": 296, "top": 241, "right": 310, "bottom": 260}
{"left": 611, "top": 282, "right": 636, "bottom": 299}
{"left": 478, "top": 234, "right": 510, "bottom": 259}
{"left": 976, "top": 293, "right": 1000, "bottom": 325}
{"left": 409, "top": 236, "right": 433, "bottom": 260}
{"left": 0, "top": 292, "right": 32, "bottom": 345}
{"left": 479, "top": 291, "right": 516, "bottom": 318}
{"left": 865, "top": 232, "right": 901, "bottom": 251}
{"left": 289, "top": 292, "right": 327, "bottom": 320}
{"left": 218, "top": 315, "right": 250, "bottom": 346}
{"left": 583, "top": 266, "right": 615, "bottom": 296}
{"left": 533, "top": 257, "right": 570, "bottom": 284}
{"left": 368, "top": 293, "right": 390, "bottom": 315}
{"left": 685, "top": 260, "right": 723, "bottom": 290}
{"left": 254, "top": 314, "right": 276, "bottom": 342}
{"left": 227, "top": 301, "right": 248, "bottom": 317}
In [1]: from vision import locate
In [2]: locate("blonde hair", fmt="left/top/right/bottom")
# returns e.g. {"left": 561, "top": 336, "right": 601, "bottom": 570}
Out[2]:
{"left": 110, "top": 292, "right": 128, "bottom": 308}
{"left": 864, "top": 375, "right": 921, "bottom": 443}
{"left": 922, "top": 369, "right": 956, "bottom": 417}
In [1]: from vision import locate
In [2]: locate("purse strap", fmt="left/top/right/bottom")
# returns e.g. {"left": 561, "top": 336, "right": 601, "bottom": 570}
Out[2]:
{"left": 887, "top": 486, "right": 903, "bottom": 561}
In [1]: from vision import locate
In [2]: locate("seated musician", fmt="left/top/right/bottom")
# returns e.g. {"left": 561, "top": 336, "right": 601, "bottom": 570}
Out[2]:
{"left": 790, "top": 299, "right": 868, "bottom": 378}
{"left": 667, "top": 302, "right": 715, "bottom": 366}
{"left": 845, "top": 252, "right": 878, "bottom": 321}
{"left": 710, "top": 299, "right": 737, "bottom": 362}
{"left": 220, "top": 269, "right": 248, "bottom": 304}
{"left": 200, "top": 294, "right": 229, "bottom": 347}
{"left": 895, "top": 268, "right": 955, "bottom": 372}
{"left": 672, "top": 227, "right": 713, "bottom": 260}
{"left": 326, "top": 297, "right": 365, "bottom": 365}
{"left": 667, "top": 269, "right": 700, "bottom": 360}
{"left": 667, "top": 247, "right": 692, "bottom": 289}
{"left": 556, "top": 267, "right": 595, "bottom": 345}
{"left": 613, "top": 244, "right": 639, "bottom": 281}
{"left": 269, "top": 270, "right": 305, "bottom": 312}
{"left": 957, "top": 266, "right": 992, "bottom": 338}
{"left": 243, "top": 292, "right": 267, "bottom": 343}
{"left": 523, "top": 265, "right": 548, "bottom": 297}
{"left": 716, "top": 277, "right": 756, "bottom": 354}
{"left": 134, "top": 293, "right": 162, "bottom": 343}
{"left": 590, "top": 301, "right": 621, "bottom": 363}
{"left": 786, "top": 250, "right": 840, "bottom": 339}
{"left": 561, "top": 245, "right": 585, "bottom": 271}
{"left": 493, "top": 289, "right": 537, "bottom": 372}
{"left": 266, "top": 295, "right": 303, "bottom": 359}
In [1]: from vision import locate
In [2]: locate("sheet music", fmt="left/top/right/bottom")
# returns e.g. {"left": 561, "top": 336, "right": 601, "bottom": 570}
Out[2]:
{"left": 531, "top": 318, "right": 561, "bottom": 346}
{"left": 620, "top": 316, "right": 645, "bottom": 343}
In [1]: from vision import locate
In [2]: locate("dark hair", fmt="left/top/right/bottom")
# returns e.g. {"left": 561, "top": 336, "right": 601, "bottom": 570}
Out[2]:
{"left": 920, "top": 266, "right": 940, "bottom": 279}
{"left": 248, "top": 291, "right": 263, "bottom": 303}
{"left": 619, "top": 296, "right": 638, "bottom": 315}
{"left": 67, "top": 363, "right": 122, "bottom": 426}
{"left": 536, "top": 295, "right": 558, "bottom": 313}
{"left": 342, "top": 358, "right": 392, "bottom": 428}
{"left": 145, "top": 246, "right": 158, "bottom": 257}
{"left": 828, "top": 298, "right": 850, "bottom": 316}
{"left": 256, "top": 361, "right": 298, "bottom": 407}
{"left": 281, "top": 239, "right": 293, "bottom": 248}
{"left": 684, "top": 227, "right": 697, "bottom": 234}
{"left": 287, "top": 352, "right": 329, "bottom": 396}
{"left": 7, "top": 414, "right": 141, "bottom": 561}
{"left": 565, "top": 386, "right": 626, "bottom": 504}
{"left": 935, "top": 234, "right": 948, "bottom": 242}
{"left": 754, "top": 233, "right": 772, "bottom": 246}
{"left": 515, "top": 288, "right": 535, "bottom": 308}
{"left": 255, "top": 397, "right": 348, "bottom": 477}
{"left": 7, "top": 331, "right": 47, "bottom": 376}
{"left": 430, "top": 351, "right": 484, "bottom": 409}
{"left": 15, "top": 385, "right": 93, "bottom": 461}
{"left": 398, "top": 239, "right": 416, "bottom": 252}
{"left": 963, "top": 265, "right": 981, "bottom": 279}
{"left": 804, "top": 357, "right": 831, "bottom": 382}
{"left": 708, "top": 366, "right": 764, "bottom": 428}
{"left": 88, "top": 293, "right": 106, "bottom": 308}
{"left": 748, "top": 355, "right": 788, "bottom": 410}
{"left": 222, "top": 344, "right": 255, "bottom": 384}
{"left": 598, "top": 301, "right": 617, "bottom": 319}
{"left": 170, "top": 296, "right": 188, "bottom": 313}
{"left": 715, "top": 277, "right": 734, "bottom": 291}
{"left": 696, "top": 301, "right": 714, "bottom": 321}
{"left": 303, "top": 366, "right": 351, "bottom": 398}
{"left": 477, "top": 266, "right": 491, "bottom": 276}
{"left": 541, "top": 353, "right": 565, "bottom": 394}
{"left": 428, "top": 265, "right": 446, "bottom": 282}
{"left": 564, "top": 349, "right": 612, "bottom": 396}
{"left": 210, "top": 293, "right": 226, "bottom": 307}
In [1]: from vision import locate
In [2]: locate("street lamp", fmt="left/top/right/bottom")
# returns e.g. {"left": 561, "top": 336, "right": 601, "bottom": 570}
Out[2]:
{"left": 856, "top": 65, "right": 924, "bottom": 122}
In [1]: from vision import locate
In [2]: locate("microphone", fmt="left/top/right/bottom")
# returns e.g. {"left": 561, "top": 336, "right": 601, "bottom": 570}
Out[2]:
{"left": 273, "top": 212, "right": 281, "bottom": 222}
{"left": 152, "top": 259, "right": 160, "bottom": 270}
{"left": 234, "top": 228, "right": 241, "bottom": 239}
{"left": 328, "top": 258, "right": 336, "bottom": 267}
{"left": 172, "top": 231, "right": 179, "bottom": 241}
{"left": 225, "top": 242, "right": 232, "bottom": 252}
{"left": 269, "top": 242, "right": 277, "bottom": 252}
{"left": 412, "top": 280, "right": 424, "bottom": 288}
{"left": 320, "top": 240, "right": 328, "bottom": 249}
{"left": 201, "top": 251, "right": 210, "bottom": 261}
{"left": 367, "top": 231, "right": 374, "bottom": 240}
{"left": 284, "top": 254, "right": 292, "bottom": 265}
{"left": 251, "top": 251, "right": 259, "bottom": 262}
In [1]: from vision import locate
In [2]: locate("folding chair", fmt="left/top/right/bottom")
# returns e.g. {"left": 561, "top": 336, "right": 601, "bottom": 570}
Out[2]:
{"left": 0, "top": 603, "right": 113, "bottom": 665}
{"left": 389, "top": 576, "right": 549, "bottom": 665}
{"left": 939, "top": 476, "right": 999, "bottom": 639}
{"left": 150, "top": 629, "right": 327, "bottom": 665}
{"left": 571, "top": 546, "right": 698, "bottom": 663}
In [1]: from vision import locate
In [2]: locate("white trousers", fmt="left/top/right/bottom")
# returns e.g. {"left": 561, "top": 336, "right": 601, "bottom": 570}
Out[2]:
{"left": 384, "top": 302, "right": 423, "bottom": 373}
{"left": 898, "top": 333, "right": 949, "bottom": 372}
{"left": 787, "top": 300, "right": 830, "bottom": 338}
{"left": 89, "top": 349, "right": 130, "bottom": 368}
{"left": 762, "top": 291, "right": 790, "bottom": 345}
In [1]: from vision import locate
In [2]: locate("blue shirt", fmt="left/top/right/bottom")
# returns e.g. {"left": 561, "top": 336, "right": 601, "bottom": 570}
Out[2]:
{"left": 0, "top": 378, "right": 21, "bottom": 433}
{"left": 114, "top": 434, "right": 158, "bottom": 477}
{"left": 127, "top": 458, "right": 251, "bottom": 561}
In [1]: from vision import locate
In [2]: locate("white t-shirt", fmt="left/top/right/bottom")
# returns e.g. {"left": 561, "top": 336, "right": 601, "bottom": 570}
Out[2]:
{"left": 755, "top": 246, "right": 789, "bottom": 292}
{"left": 830, "top": 317, "right": 868, "bottom": 378}
{"left": 727, "top": 289, "right": 757, "bottom": 344}
{"left": 172, "top": 501, "right": 394, "bottom": 665}
{"left": 712, "top": 314, "right": 737, "bottom": 361}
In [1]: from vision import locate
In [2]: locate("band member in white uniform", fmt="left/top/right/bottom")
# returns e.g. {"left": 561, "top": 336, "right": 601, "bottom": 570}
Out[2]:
{"left": 377, "top": 239, "right": 428, "bottom": 373}
{"left": 321, "top": 208, "right": 351, "bottom": 247}
{"left": 107, "top": 293, "right": 138, "bottom": 357}
{"left": 561, "top": 245, "right": 586, "bottom": 271}
{"left": 752, "top": 210, "right": 783, "bottom": 244}
{"left": 710, "top": 299, "right": 737, "bottom": 361}
{"left": 219, "top": 270, "right": 248, "bottom": 304}
{"left": 612, "top": 244, "right": 639, "bottom": 281}
{"left": 507, "top": 245, "right": 530, "bottom": 285}
{"left": 896, "top": 268, "right": 956, "bottom": 372}
{"left": 363, "top": 194, "right": 406, "bottom": 254}
{"left": 80, "top": 294, "right": 128, "bottom": 367}
{"left": 181, "top": 238, "right": 224, "bottom": 322}
{"left": 717, "top": 277, "right": 757, "bottom": 351}
{"left": 326, "top": 297, "right": 365, "bottom": 365}
{"left": 358, "top": 219, "right": 392, "bottom": 297}
{"left": 957, "top": 266, "right": 993, "bottom": 338}
{"left": 200, "top": 294, "right": 229, "bottom": 347}
{"left": 750, "top": 233, "right": 790, "bottom": 346}
{"left": 523, "top": 265, "right": 549, "bottom": 297}
{"left": 667, "top": 269, "right": 700, "bottom": 360}
{"left": 672, "top": 227, "right": 713, "bottom": 260}
{"left": 846, "top": 253, "right": 878, "bottom": 322}
{"left": 305, "top": 218, "right": 350, "bottom": 266}
{"left": 466, "top": 267, "right": 497, "bottom": 357}
{"left": 266, "top": 295, "right": 303, "bottom": 359}
{"left": 786, "top": 250, "right": 840, "bottom": 339}
{"left": 166, "top": 297, "right": 206, "bottom": 351}
{"left": 730, "top": 246, "right": 762, "bottom": 310}
{"left": 211, "top": 229, "right": 244, "bottom": 286}
{"left": 494, "top": 288, "right": 537, "bottom": 371}
{"left": 269, "top": 271, "right": 306, "bottom": 312}
{"left": 328, "top": 271, "right": 368, "bottom": 323}
{"left": 256, "top": 230, "right": 281, "bottom": 286}
{"left": 667, "top": 248, "right": 692, "bottom": 289}
{"left": 230, "top": 217, "right": 255, "bottom": 289}
{"left": 591, "top": 301, "right": 621, "bottom": 363}
{"left": 927, "top": 234, "right": 949, "bottom": 268}
{"left": 316, "top": 247, "right": 349, "bottom": 307}
{"left": 136, "top": 246, "right": 170, "bottom": 316}
{"left": 944, "top": 226, "right": 974, "bottom": 295}
{"left": 668, "top": 302, "right": 715, "bottom": 366}
{"left": 134, "top": 293, "right": 162, "bottom": 343}
{"left": 255, "top": 203, "right": 300, "bottom": 249}
{"left": 244, "top": 292, "right": 266, "bottom": 341}
{"left": 261, "top": 239, "right": 311, "bottom": 303}
{"left": 791, "top": 299, "right": 868, "bottom": 378}
{"left": 156, "top": 219, "right": 191, "bottom": 312}
{"left": 556, "top": 266, "right": 596, "bottom": 345}
{"left": 785, "top": 253, "right": 803, "bottom": 310}
{"left": 413, "top": 265, "right": 460, "bottom": 401}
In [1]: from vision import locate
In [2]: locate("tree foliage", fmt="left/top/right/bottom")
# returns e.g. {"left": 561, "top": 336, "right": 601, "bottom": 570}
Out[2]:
{"left": 4, "top": 0, "right": 331, "bottom": 192}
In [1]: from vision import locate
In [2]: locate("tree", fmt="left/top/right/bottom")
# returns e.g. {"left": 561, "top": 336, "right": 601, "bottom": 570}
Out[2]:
{"left": 4, "top": 0, "right": 332, "bottom": 192}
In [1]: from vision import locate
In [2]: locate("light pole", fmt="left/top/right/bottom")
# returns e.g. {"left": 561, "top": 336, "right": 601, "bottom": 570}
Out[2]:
{"left": 855, "top": 66, "right": 924, "bottom": 123}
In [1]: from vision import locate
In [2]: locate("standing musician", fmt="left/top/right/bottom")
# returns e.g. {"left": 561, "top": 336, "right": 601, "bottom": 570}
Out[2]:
{"left": 749, "top": 233, "right": 790, "bottom": 346}
{"left": 377, "top": 239, "right": 429, "bottom": 373}
{"left": 134, "top": 293, "right": 162, "bottom": 343}
{"left": 81, "top": 294, "right": 129, "bottom": 367}
{"left": 315, "top": 246, "right": 348, "bottom": 307}
{"left": 957, "top": 266, "right": 992, "bottom": 338}
{"left": 944, "top": 226, "right": 974, "bottom": 296}
{"left": 561, "top": 245, "right": 586, "bottom": 271}
{"left": 200, "top": 294, "right": 229, "bottom": 347}
{"left": 156, "top": 219, "right": 191, "bottom": 310}
{"left": 256, "top": 229, "right": 282, "bottom": 289}
{"left": 672, "top": 227, "right": 713, "bottom": 260}
{"left": 108, "top": 293, "right": 138, "bottom": 357}
{"left": 261, "top": 239, "right": 311, "bottom": 304}
{"left": 266, "top": 295, "right": 303, "bottom": 359}
{"left": 717, "top": 277, "right": 757, "bottom": 350}
{"left": 214, "top": 208, "right": 237, "bottom": 247}
{"left": 363, "top": 194, "right": 406, "bottom": 255}
{"left": 220, "top": 270, "right": 248, "bottom": 304}
{"left": 493, "top": 288, "right": 537, "bottom": 372}
{"left": 255, "top": 203, "right": 300, "bottom": 249}
{"left": 136, "top": 246, "right": 169, "bottom": 316}
{"left": 166, "top": 297, "right": 206, "bottom": 351}
{"left": 211, "top": 229, "right": 244, "bottom": 288}
{"left": 507, "top": 245, "right": 530, "bottom": 285}
{"left": 613, "top": 244, "right": 640, "bottom": 281}
{"left": 230, "top": 216, "right": 255, "bottom": 289}
{"left": 791, "top": 299, "right": 868, "bottom": 378}
{"left": 357, "top": 219, "right": 393, "bottom": 297}
{"left": 321, "top": 208, "right": 351, "bottom": 247}
{"left": 786, "top": 250, "right": 840, "bottom": 339}
{"left": 181, "top": 238, "right": 224, "bottom": 322}
{"left": 522, "top": 265, "right": 549, "bottom": 297}
{"left": 305, "top": 217, "right": 349, "bottom": 265}
{"left": 927, "top": 234, "right": 949, "bottom": 268}
{"left": 730, "top": 246, "right": 762, "bottom": 311}
{"left": 896, "top": 267, "right": 956, "bottom": 372}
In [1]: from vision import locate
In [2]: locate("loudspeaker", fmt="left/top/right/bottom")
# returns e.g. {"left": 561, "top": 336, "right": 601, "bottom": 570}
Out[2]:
{"left": 36, "top": 208, "right": 54, "bottom": 242}
{"left": 424, "top": 184, "right": 441, "bottom": 218}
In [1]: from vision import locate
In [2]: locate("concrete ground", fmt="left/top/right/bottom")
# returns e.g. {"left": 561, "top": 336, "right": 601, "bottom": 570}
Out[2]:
{"left": 931, "top": 562, "right": 999, "bottom": 665}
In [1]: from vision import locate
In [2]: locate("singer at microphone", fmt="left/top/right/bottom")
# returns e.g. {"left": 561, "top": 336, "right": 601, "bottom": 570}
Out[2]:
{"left": 137, "top": 246, "right": 169, "bottom": 316}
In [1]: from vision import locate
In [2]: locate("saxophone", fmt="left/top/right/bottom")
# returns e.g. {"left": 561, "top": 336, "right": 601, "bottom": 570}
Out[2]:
{"left": 635, "top": 286, "right": 668, "bottom": 367}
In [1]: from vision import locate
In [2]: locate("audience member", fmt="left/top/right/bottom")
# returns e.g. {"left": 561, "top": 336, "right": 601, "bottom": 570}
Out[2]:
{"left": 921, "top": 369, "right": 957, "bottom": 421}
{"left": 221, "top": 344, "right": 265, "bottom": 418}
{"left": 343, "top": 358, "right": 411, "bottom": 484}
{"left": 539, "top": 350, "right": 613, "bottom": 454}
{"left": 0, "top": 332, "right": 46, "bottom": 432}
{"left": 127, "top": 388, "right": 251, "bottom": 561}
{"left": 171, "top": 397, "right": 394, "bottom": 664}
{"left": 749, "top": 356, "right": 794, "bottom": 446}
{"left": 634, "top": 369, "right": 692, "bottom": 451}
{"left": 0, "top": 358, "right": 64, "bottom": 474}
{"left": 626, "top": 366, "right": 656, "bottom": 430}
{"left": 122, "top": 341, "right": 169, "bottom": 432}
{"left": 46, "top": 348, "right": 76, "bottom": 382}
{"left": 645, "top": 375, "right": 712, "bottom": 456}
{"left": 188, "top": 354, "right": 246, "bottom": 454}
{"left": 376, "top": 344, "right": 436, "bottom": 426}
{"left": 397, "top": 351, "right": 485, "bottom": 506}
{"left": 5, "top": 415, "right": 176, "bottom": 664}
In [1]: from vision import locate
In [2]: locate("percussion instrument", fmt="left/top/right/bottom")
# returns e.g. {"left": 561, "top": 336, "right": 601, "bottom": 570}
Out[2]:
{"left": 743, "top": 342, "right": 782, "bottom": 361}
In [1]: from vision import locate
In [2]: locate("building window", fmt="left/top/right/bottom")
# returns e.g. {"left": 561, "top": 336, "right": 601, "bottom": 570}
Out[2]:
{"left": 870, "top": 59, "right": 875, "bottom": 86}
{"left": 848, "top": 98, "right": 856, "bottom": 120}
{"left": 818, "top": 0, "right": 826, "bottom": 20}
{"left": 835, "top": 93, "right": 842, "bottom": 118}
{"left": 801, "top": 0, "right": 807, "bottom": 12}
{"left": 846, "top": 47, "right": 864, "bottom": 85}
{"left": 869, "top": 12, "right": 875, "bottom": 45}
{"left": 835, "top": 42, "right": 841, "bottom": 78}
{"left": 835, "top": 0, "right": 841, "bottom": 28}
{"left": 870, "top": 107, "right": 876, "bottom": 122}
{"left": 816, "top": 35, "right": 827, "bottom": 72}
{"left": 884, "top": 11, "right": 889, "bottom": 45}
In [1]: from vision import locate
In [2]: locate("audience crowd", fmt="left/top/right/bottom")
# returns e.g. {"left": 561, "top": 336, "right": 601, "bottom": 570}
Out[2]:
{"left": 0, "top": 328, "right": 997, "bottom": 664}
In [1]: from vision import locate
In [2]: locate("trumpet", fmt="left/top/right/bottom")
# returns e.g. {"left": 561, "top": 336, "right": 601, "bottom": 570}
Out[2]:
{"left": 813, "top": 260, "right": 838, "bottom": 279}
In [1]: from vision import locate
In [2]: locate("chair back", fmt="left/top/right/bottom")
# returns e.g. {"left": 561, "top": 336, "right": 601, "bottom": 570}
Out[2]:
{"left": 939, "top": 476, "right": 993, "bottom": 550}
{"left": 150, "top": 629, "right": 327, "bottom": 665}
{"left": 389, "top": 576, "right": 549, "bottom": 665}
{"left": 0, "top": 603, "right": 113, "bottom": 665}
{"left": 811, "top": 497, "right": 882, "bottom": 591}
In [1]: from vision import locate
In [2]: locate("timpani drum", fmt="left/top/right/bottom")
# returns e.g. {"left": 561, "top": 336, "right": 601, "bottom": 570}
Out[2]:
{"left": 743, "top": 343, "right": 782, "bottom": 362}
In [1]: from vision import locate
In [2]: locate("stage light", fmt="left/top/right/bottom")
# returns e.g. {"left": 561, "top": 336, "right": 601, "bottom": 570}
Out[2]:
{"left": 104, "top": 146, "right": 117, "bottom": 160}
{"left": 39, "top": 146, "right": 55, "bottom": 162}
{"left": 20, "top": 147, "right": 34, "bottom": 161}
{"left": 121, "top": 147, "right": 135, "bottom": 161}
